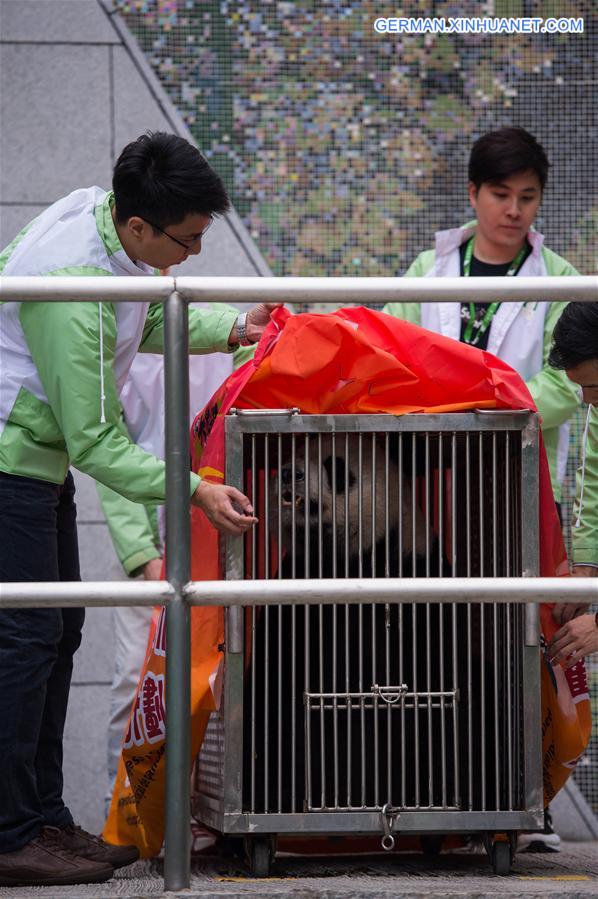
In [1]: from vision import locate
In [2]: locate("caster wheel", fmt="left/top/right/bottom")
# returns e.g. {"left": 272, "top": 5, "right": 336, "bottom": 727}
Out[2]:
{"left": 245, "top": 836, "right": 274, "bottom": 877}
{"left": 219, "top": 835, "right": 244, "bottom": 860}
{"left": 491, "top": 840, "right": 512, "bottom": 876}
{"left": 420, "top": 835, "right": 444, "bottom": 856}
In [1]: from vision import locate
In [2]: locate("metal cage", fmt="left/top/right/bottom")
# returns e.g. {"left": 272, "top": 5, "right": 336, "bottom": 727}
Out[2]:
{"left": 193, "top": 410, "right": 543, "bottom": 874}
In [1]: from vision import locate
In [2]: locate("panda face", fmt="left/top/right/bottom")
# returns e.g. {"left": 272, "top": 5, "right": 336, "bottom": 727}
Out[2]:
{"left": 279, "top": 453, "right": 355, "bottom": 520}
{"left": 269, "top": 434, "right": 427, "bottom": 566}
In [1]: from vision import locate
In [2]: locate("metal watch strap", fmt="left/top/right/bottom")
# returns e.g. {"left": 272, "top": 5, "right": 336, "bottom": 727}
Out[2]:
{"left": 236, "top": 312, "right": 251, "bottom": 346}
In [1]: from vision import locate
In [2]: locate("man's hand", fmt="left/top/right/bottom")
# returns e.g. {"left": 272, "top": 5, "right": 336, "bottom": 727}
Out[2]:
{"left": 548, "top": 613, "right": 598, "bottom": 669}
{"left": 191, "top": 480, "right": 258, "bottom": 535}
{"left": 228, "top": 303, "right": 281, "bottom": 346}
{"left": 552, "top": 565, "right": 597, "bottom": 625}
{"left": 142, "top": 558, "right": 163, "bottom": 580}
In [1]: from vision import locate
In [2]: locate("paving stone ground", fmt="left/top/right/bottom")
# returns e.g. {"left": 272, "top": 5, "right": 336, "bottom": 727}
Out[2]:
{"left": 2, "top": 841, "right": 597, "bottom": 899}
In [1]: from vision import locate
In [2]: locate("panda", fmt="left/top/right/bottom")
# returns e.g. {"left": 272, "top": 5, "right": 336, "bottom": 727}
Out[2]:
{"left": 244, "top": 432, "right": 458, "bottom": 816}
{"left": 268, "top": 433, "right": 433, "bottom": 579}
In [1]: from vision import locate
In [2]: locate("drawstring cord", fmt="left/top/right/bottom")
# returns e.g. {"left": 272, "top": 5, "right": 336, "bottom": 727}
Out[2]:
{"left": 98, "top": 302, "right": 106, "bottom": 423}
{"left": 575, "top": 403, "right": 592, "bottom": 529}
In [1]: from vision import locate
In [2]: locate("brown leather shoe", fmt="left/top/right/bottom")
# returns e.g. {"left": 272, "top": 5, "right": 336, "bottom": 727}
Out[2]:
{"left": 0, "top": 826, "right": 113, "bottom": 886}
{"left": 58, "top": 824, "right": 139, "bottom": 870}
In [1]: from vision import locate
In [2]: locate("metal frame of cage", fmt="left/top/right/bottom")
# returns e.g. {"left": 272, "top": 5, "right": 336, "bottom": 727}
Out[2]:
{"left": 193, "top": 409, "right": 545, "bottom": 871}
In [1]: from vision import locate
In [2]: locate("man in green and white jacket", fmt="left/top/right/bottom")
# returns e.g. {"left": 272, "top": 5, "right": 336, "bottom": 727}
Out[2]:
{"left": 384, "top": 127, "right": 580, "bottom": 514}
{"left": 384, "top": 127, "right": 581, "bottom": 855}
{"left": 0, "top": 132, "right": 273, "bottom": 887}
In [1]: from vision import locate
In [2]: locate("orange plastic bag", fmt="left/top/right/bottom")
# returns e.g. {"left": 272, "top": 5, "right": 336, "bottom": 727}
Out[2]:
{"left": 539, "top": 605, "right": 592, "bottom": 804}
{"left": 105, "top": 307, "right": 590, "bottom": 853}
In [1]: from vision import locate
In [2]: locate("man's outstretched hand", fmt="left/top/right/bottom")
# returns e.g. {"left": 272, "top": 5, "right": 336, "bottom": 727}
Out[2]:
{"left": 228, "top": 303, "right": 281, "bottom": 346}
{"left": 191, "top": 480, "right": 257, "bottom": 535}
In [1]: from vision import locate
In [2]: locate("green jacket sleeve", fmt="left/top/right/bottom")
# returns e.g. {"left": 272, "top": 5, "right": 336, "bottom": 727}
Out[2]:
{"left": 382, "top": 250, "right": 435, "bottom": 323}
{"left": 95, "top": 411, "right": 162, "bottom": 577}
{"left": 233, "top": 343, "right": 257, "bottom": 370}
{"left": 19, "top": 299, "right": 200, "bottom": 504}
{"left": 139, "top": 302, "right": 239, "bottom": 354}
{"left": 571, "top": 405, "right": 598, "bottom": 566}
{"left": 526, "top": 301, "right": 581, "bottom": 429}
{"left": 97, "top": 478, "right": 162, "bottom": 576}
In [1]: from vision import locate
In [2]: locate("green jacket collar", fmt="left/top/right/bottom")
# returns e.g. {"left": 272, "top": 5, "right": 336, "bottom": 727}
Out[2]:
{"left": 95, "top": 191, "right": 122, "bottom": 258}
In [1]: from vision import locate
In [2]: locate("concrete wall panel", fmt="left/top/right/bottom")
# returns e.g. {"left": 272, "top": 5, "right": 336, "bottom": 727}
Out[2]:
{"left": 0, "top": 0, "right": 119, "bottom": 44}
{"left": 73, "top": 468, "right": 112, "bottom": 524}
{"left": 78, "top": 522, "right": 123, "bottom": 581}
{"left": 72, "top": 608, "right": 115, "bottom": 686}
{"left": 112, "top": 46, "right": 171, "bottom": 161}
{"left": 63, "top": 684, "right": 112, "bottom": 835}
{"left": 0, "top": 44, "right": 112, "bottom": 202}
{"left": 0, "top": 204, "right": 45, "bottom": 249}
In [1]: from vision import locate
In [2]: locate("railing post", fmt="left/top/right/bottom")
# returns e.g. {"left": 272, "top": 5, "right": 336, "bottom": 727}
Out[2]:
{"left": 164, "top": 289, "right": 191, "bottom": 891}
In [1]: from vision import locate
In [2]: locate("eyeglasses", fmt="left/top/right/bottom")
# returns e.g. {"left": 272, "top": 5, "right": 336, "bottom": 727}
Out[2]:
{"left": 143, "top": 216, "right": 213, "bottom": 250}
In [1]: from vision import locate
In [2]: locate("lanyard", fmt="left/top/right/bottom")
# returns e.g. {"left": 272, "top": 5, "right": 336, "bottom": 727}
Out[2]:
{"left": 462, "top": 237, "right": 528, "bottom": 345}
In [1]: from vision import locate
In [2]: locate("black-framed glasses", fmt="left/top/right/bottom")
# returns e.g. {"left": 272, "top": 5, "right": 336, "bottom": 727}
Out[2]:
{"left": 144, "top": 216, "right": 213, "bottom": 250}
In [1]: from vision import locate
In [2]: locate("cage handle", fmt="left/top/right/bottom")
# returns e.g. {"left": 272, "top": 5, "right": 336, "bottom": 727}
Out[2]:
{"left": 381, "top": 803, "right": 400, "bottom": 850}
{"left": 371, "top": 684, "right": 408, "bottom": 705}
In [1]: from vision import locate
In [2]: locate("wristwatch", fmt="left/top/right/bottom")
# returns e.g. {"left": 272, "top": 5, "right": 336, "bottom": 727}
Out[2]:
{"left": 236, "top": 312, "right": 252, "bottom": 346}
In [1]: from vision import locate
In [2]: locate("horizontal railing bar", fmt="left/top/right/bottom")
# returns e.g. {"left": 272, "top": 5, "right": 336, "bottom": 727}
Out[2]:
{"left": 0, "top": 581, "right": 174, "bottom": 607}
{"left": 0, "top": 577, "right": 595, "bottom": 608}
{"left": 1, "top": 577, "right": 594, "bottom": 608}
{"left": 176, "top": 275, "right": 598, "bottom": 304}
{"left": 0, "top": 275, "right": 175, "bottom": 302}
{"left": 1, "top": 275, "right": 596, "bottom": 304}
{"left": 185, "top": 577, "right": 596, "bottom": 605}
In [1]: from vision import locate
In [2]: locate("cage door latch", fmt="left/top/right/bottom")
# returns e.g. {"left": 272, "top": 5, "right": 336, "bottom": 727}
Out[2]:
{"left": 371, "top": 684, "right": 408, "bottom": 705}
{"left": 380, "top": 803, "right": 400, "bottom": 851}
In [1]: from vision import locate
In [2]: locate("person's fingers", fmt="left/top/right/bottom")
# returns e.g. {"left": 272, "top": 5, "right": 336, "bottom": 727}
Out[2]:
{"left": 216, "top": 518, "right": 252, "bottom": 536}
{"left": 552, "top": 603, "right": 566, "bottom": 625}
{"left": 547, "top": 630, "right": 567, "bottom": 653}
{"left": 549, "top": 635, "right": 575, "bottom": 662}
{"left": 194, "top": 482, "right": 257, "bottom": 533}
{"left": 559, "top": 604, "right": 581, "bottom": 624}
{"left": 226, "top": 486, "right": 255, "bottom": 516}
{"left": 220, "top": 505, "right": 257, "bottom": 529}
{"left": 571, "top": 565, "right": 598, "bottom": 578}
{"left": 213, "top": 492, "right": 257, "bottom": 533}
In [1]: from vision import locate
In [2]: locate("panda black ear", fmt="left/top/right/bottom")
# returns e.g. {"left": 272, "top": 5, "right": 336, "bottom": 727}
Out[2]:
{"left": 323, "top": 455, "right": 356, "bottom": 493}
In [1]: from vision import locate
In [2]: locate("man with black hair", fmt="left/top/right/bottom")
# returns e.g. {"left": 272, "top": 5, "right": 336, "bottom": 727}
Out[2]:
{"left": 384, "top": 127, "right": 580, "bottom": 521}
{"left": 0, "top": 131, "right": 276, "bottom": 886}
{"left": 546, "top": 302, "right": 598, "bottom": 668}
{"left": 384, "top": 126, "right": 581, "bottom": 854}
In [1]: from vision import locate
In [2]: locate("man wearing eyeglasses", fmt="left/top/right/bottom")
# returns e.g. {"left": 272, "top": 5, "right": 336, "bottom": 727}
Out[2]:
{"left": 0, "top": 131, "right": 276, "bottom": 887}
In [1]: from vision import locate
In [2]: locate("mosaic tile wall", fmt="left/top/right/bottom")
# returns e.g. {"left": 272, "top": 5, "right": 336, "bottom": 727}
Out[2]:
{"left": 113, "top": 0, "right": 597, "bottom": 813}
{"left": 114, "top": 0, "right": 596, "bottom": 285}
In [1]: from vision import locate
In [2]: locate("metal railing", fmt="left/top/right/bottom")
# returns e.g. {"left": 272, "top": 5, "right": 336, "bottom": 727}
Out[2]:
{"left": 0, "top": 274, "right": 597, "bottom": 890}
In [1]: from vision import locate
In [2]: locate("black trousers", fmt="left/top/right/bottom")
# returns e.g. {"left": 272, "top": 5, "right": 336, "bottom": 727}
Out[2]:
{"left": 0, "top": 471, "right": 84, "bottom": 853}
